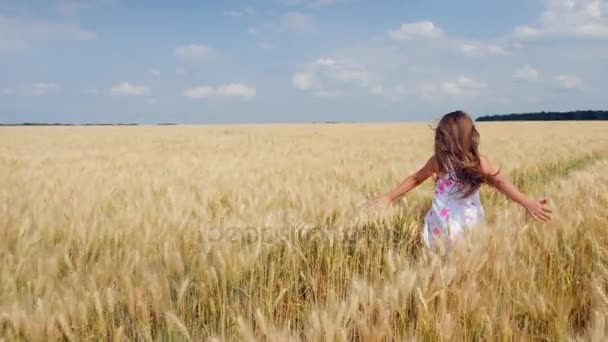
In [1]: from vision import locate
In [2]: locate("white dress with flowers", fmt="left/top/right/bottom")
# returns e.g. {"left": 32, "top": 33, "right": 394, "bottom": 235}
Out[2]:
{"left": 422, "top": 171, "right": 485, "bottom": 249}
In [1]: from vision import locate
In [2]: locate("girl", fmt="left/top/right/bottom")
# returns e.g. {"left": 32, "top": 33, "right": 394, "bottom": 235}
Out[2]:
{"left": 368, "top": 110, "right": 552, "bottom": 250}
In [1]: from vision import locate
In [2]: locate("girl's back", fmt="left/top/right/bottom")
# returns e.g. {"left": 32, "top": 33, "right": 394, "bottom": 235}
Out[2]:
{"left": 422, "top": 171, "right": 484, "bottom": 249}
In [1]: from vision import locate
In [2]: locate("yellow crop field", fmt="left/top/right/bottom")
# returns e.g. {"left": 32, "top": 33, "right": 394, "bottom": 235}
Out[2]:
{"left": 1, "top": 122, "right": 607, "bottom": 340}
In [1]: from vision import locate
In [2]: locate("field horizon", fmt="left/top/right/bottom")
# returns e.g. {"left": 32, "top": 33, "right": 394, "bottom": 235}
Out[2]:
{"left": 2, "top": 109, "right": 608, "bottom": 127}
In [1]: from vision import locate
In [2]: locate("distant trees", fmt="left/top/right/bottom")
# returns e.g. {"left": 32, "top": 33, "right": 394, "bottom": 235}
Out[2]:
{"left": 476, "top": 110, "right": 608, "bottom": 121}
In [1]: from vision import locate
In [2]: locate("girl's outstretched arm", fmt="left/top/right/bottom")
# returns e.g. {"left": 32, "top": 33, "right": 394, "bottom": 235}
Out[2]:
{"left": 481, "top": 156, "right": 552, "bottom": 222}
{"left": 368, "top": 156, "right": 437, "bottom": 208}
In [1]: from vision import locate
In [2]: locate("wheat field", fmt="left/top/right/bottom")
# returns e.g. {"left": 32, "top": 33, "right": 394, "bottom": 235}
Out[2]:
{"left": 1, "top": 122, "right": 607, "bottom": 341}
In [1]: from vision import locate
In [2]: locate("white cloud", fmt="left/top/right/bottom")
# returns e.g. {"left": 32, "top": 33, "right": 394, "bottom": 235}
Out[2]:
{"left": 395, "top": 85, "right": 409, "bottom": 95}
{"left": 150, "top": 69, "right": 161, "bottom": 77}
{"left": 388, "top": 21, "right": 511, "bottom": 58}
{"left": 513, "top": 26, "right": 540, "bottom": 38}
{"left": 388, "top": 21, "right": 443, "bottom": 41}
{"left": 417, "top": 83, "right": 436, "bottom": 99}
{"left": 369, "top": 85, "right": 384, "bottom": 95}
{"left": 460, "top": 43, "right": 478, "bottom": 55}
{"left": 460, "top": 42, "right": 511, "bottom": 56}
{"left": 0, "top": 16, "right": 96, "bottom": 53}
{"left": 184, "top": 83, "right": 256, "bottom": 98}
{"left": 3, "top": 82, "right": 60, "bottom": 97}
{"left": 279, "top": 12, "right": 314, "bottom": 32}
{"left": 442, "top": 76, "right": 486, "bottom": 96}
{"left": 33, "top": 82, "right": 58, "bottom": 91}
{"left": 555, "top": 74, "right": 584, "bottom": 88}
{"left": 292, "top": 71, "right": 320, "bottom": 90}
{"left": 513, "top": 0, "right": 608, "bottom": 40}
{"left": 184, "top": 86, "right": 215, "bottom": 98}
{"left": 316, "top": 57, "right": 337, "bottom": 66}
{"left": 173, "top": 44, "right": 213, "bottom": 62}
{"left": 487, "top": 44, "right": 511, "bottom": 55}
{"left": 514, "top": 65, "right": 540, "bottom": 81}
{"left": 217, "top": 83, "right": 257, "bottom": 97}
{"left": 317, "top": 56, "right": 370, "bottom": 83}
{"left": 292, "top": 56, "right": 371, "bottom": 96}
{"left": 110, "top": 82, "right": 149, "bottom": 96}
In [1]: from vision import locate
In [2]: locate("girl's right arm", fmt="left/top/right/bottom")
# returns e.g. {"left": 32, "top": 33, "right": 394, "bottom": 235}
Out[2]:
{"left": 367, "top": 155, "right": 437, "bottom": 208}
{"left": 480, "top": 156, "right": 552, "bottom": 222}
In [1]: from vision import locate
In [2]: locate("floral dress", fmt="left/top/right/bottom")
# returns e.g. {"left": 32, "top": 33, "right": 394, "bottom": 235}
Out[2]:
{"left": 422, "top": 171, "right": 484, "bottom": 249}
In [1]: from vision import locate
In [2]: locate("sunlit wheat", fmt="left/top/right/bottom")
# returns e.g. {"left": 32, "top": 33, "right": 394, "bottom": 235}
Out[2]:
{"left": 1, "top": 122, "right": 607, "bottom": 340}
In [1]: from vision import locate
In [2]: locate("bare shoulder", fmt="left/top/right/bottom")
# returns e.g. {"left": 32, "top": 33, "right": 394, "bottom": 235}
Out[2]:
{"left": 425, "top": 154, "right": 439, "bottom": 173}
{"left": 412, "top": 155, "right": 438, "bottom": 183}
{"left": 480, "top": 155, "right": 500, "bottom": 176}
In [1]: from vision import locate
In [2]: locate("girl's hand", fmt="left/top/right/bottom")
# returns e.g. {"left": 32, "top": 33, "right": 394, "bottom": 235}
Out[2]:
{"left": 525, "top": 199, "right": 552, "bottom": 222}
{"left": 364, "top": 194, "right": 392, "bottom": 210}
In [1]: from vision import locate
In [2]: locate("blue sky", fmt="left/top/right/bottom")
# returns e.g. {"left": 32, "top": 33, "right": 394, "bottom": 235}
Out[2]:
{"left": 1, "top": 0, "right": 607, "bottom": 123}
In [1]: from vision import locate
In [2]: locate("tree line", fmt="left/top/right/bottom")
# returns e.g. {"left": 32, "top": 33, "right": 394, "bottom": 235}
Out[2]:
{"left": 476, "top": 110, "right": 608, "bottom": 121}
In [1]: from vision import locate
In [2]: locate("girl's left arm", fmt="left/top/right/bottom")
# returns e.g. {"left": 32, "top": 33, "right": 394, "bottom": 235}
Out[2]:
{"left": 368, "top": 155, "right": 437, "bottom": 208}
{"left": 481, "top": 156, "right": 552, "bottom": 222}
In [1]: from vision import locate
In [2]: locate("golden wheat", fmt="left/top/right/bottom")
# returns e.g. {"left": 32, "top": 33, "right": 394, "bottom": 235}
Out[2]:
{"left": 1, "top": 122, "right": 607, "bottom": 341}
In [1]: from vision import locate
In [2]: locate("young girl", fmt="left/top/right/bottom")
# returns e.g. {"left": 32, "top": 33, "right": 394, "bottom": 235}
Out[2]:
{"left": 369, "top": 110, "right": 552, "bottom": 250}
